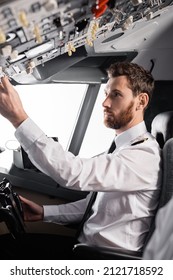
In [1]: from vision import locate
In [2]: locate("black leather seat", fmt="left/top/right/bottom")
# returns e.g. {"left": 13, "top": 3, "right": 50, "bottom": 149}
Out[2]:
{"left": 158, "top": 137, "right": 173, "bottom": 208}
{"left": 151, "top": 111, "right": 173, "bottom": 148}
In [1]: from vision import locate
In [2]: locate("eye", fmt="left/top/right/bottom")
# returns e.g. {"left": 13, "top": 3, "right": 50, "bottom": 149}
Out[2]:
{"left": 112, "top": 91, "right": 120, "bottom": 98}
{"left": 104, "top": 91, "right": 121, "bottom": 98}
{"left": 113, "top": 92, "right": 119, "bottom": 97}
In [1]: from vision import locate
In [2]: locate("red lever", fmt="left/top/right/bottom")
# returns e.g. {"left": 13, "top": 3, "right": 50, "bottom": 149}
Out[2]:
{"left": 92, "top": 0, "right": 109, "bottom": 18}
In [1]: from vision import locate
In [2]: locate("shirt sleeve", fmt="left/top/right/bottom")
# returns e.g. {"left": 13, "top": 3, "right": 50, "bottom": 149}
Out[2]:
{"left": 43, "top": 195, "right": 89, "bottom": 224}
{"left": 15, "top": 118, "right": 161, "bottom": 192}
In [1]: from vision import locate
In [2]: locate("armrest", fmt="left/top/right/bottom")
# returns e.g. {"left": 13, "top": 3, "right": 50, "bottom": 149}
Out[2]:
{"left": 73, "top": 243, "right": 143, "bottom": 260}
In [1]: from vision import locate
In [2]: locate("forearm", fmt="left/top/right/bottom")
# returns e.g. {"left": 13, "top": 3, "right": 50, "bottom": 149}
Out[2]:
{"left": 43, "top": 196, "right": 89, "bottom": 224}
{"left": 10, "top": 111, "right": 28, "bottom": 129}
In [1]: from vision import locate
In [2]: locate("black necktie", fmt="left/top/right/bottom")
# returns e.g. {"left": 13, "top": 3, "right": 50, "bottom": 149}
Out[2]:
{"left": 107, "top": 140, "right": 116, "bottom": 154}
{"left": 75, "top": 140, "right": 116, "bottom": 240}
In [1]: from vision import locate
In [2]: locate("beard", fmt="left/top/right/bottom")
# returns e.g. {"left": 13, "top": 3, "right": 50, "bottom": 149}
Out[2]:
{"left": 104, "top": 101, "right": 135, "bottom": 130}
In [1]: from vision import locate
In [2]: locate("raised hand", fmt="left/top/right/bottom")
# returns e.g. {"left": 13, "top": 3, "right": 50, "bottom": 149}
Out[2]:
{"left": 0, "top": 76, "right": 28, "bottom": 128}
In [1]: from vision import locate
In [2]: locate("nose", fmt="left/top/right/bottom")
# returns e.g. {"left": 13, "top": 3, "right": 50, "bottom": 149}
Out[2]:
{"left": 102, "top": 95, "right": 111, "bottom": 108}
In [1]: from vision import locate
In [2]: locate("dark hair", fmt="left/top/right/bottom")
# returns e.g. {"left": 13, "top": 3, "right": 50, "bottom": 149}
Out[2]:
{"left": 107, "top": 62, "right": 155, "bottom": 103}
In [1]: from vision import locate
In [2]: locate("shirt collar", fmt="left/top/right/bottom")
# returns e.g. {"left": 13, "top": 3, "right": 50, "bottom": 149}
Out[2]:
{"left": 114, "top": 121, "right": 148, "bottom": 149}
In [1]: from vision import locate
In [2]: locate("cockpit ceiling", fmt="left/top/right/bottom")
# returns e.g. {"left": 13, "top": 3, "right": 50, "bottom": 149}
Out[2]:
{"left": 0, "top": 0, "right": 173, "bottom": 82}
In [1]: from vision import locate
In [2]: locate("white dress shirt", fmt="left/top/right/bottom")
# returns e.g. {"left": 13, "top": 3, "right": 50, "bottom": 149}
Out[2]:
{"left": 15, "top": 118, "right": 162, "bottom": 251}
{"left": 143, "top": 197, "right": 173, "bottom": 259}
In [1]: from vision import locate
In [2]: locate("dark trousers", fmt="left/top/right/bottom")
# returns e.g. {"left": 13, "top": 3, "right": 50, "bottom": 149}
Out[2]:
{"left": 0, "top": 233, "right": 77, "bottom": 260}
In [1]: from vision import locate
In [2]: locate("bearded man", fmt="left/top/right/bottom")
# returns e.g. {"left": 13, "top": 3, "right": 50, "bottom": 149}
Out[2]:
{"left": 0, "top": 62, "right": 162, "bottom": 259}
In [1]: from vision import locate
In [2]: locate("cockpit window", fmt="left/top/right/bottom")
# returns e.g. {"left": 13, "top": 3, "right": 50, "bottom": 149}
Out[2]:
{"left": 0, "top": 83, "right": 87, "bottom": 170}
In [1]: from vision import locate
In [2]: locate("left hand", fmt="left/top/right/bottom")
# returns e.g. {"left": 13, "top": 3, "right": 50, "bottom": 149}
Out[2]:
{"left": 19, "top": 195, "right": 44, "bottom": 222}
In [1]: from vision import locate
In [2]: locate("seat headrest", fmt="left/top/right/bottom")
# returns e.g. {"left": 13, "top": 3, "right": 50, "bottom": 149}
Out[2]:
{"left": 151, "top": 111, "right": 173, "bottom": 148}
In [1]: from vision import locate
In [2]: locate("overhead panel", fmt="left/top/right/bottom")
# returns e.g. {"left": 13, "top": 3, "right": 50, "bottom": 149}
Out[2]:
{"left": 0, "top": 0, "right": 172, "bottom": 82}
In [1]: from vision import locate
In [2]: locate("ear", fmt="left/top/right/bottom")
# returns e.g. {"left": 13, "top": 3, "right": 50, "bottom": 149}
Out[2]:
{"left": 136, "top": 93, "right": 149, "bottom": 110}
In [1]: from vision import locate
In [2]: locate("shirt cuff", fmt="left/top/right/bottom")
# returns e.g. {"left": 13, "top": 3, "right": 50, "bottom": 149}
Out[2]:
{"left": 15, "top": 117, "right": 45, "bottom": 151}
{"left": 43, "top": 205, "right": 61, "bottom": 223}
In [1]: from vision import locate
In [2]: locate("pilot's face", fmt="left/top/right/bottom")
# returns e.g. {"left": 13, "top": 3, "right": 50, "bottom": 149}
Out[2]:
{"left": 102, "top": 75, "right": 140, "bottom": 132}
